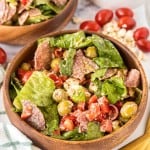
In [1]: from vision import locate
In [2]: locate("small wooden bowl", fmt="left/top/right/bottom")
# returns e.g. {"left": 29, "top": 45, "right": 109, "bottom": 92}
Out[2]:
{"left": 0, "top": 0, "right": 77, "bottom": 45}
{"left": 3, "top": 30, "right": 148, "bottom": 150}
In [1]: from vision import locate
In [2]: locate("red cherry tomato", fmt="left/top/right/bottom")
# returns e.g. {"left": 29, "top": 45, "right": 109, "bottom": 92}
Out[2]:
{"left": 115, "top": 7, "right": 134, "bottom": 18}
{"left": 100, "top": 119, "right": 113, "bottom": 133}
{"left": 80, "top": 20, "right": 101, "bottom": 32}
{"left": 133, "top": 27, "right": 149, "bottom": 41}
{"left": 88, "top": 95, "right": 98, "bottom": 105}
{"left": 118, "top": 16, "right": 136, "bottom": 30}
{"left": 49, "top": 73, "right": 63, "bottom": 88}
{"left": 95, "top": 9, "right": 113, "bottom": 26}
{"left": 60, "top": 115, "right": 76, "bottom": 131}
{"left": 98, "top": 96, "right": 110, "bottom": 114}
{"left": 21, "top": 105, "right": 32, "bottom": 120}
{"left": 22, "top": 71, "right": 33, "bottom": 84}
{"left": 21, "top": 0, "right": 28, "bottom": 5}
{"left": 0, "top": 47, "right": 7, "bottom": 64}
{"left": 136, "top": 39, "right": 150, "bottom": 52}
{"left": 108, "top": 104, "right": 119, "bottom": 121}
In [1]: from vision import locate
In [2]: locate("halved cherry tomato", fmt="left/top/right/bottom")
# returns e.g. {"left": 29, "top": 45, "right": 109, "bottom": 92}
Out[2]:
{"left": 21, "top": 0, "right": 28, "bottom": 5}
{"left": 100, "top": 119, "right": 113, "bottom": 133}
{"left": 87, "top": 103, "right": 101, "bottom": 121}
{"left": 21, "top": 71, "right": 33, "bottom": 84}
{"left": 136, "top": 39, "right": 150, "bottom": 52}
{"left": 98, "top": 96, "right": 110, "bottom": 114}
{"left": 118, "top": 16, "right": 136, "bottom": 30}
{"left": 133, "top": 27, "right": 149, "bottom": 41}
{"left": 80, "top": 20, "right": 101, "bottom": 32}
{"left": 0, "top": 47, "right": 7, "bottom": 64}
{"left": 88, "top": 95, "right": 98, "bottom": 105}
{"left": 115, "top": 8, "right": 134, "bottom": 18}
{"left": 21, "top": 105, "right": 32, "bottom": 120}
{"left": 49, "top": 73, "right": 63, "bottom": 87}
{"left": 17, "top": 68, "right": 27, "bottom": 79}
{"left": 77, "top": 102, "right": 85, "bottom": 111}
{"left": 108, "top": 104, "right": 119, "bottom": 121}
{"left": 95, "top": 9, "right": 113, "bottom": 26}
{"left": 60, "top": 115, "right": 76, "bottom": 131}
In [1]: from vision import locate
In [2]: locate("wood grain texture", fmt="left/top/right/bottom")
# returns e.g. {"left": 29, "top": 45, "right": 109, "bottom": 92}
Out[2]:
{"left": 0, "top": 0, "right": 78, "bottom": 45}
{"left": 3, "top": 30, "right": 148, "bottom": 150}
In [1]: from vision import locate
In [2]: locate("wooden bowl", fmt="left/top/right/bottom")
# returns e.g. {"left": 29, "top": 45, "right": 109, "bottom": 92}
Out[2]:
{"left": 3, "top": 30, "right": 148, "bottom": 150}
{"left": 0, "top": 0, "right": 77, "bottom": 45}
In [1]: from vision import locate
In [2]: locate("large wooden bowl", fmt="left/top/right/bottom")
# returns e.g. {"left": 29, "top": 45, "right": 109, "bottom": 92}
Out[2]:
{"left": 3, "top": 30, "right": 148, "bottom": 150}
{"left": 0, "top": 0, "right": 77, "bottom": 45}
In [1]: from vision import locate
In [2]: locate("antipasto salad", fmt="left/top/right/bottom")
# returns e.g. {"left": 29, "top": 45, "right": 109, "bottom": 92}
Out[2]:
{"left": 10, "top": 31, "right": 142, "bottom": 141}
{"left": 0, "top": 0, "right": 68, "bottom": 25}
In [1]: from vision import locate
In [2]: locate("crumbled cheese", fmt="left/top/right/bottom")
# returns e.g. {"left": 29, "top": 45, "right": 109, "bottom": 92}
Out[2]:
{"left": 102, "top": 20, "right": 145, "bottom": 61}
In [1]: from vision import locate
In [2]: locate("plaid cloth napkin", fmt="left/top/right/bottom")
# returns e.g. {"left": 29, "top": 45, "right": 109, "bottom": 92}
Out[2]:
{"left": 0, "top": 88, "right": 37, "bottom": 150}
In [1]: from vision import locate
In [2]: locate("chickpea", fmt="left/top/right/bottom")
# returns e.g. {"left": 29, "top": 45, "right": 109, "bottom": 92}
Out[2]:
{"left": 21, "top": 62, "right": 31, "bottom": 71}
{"left": 112, "top": 120, "right": 120, "bottom": 131}
{"left": 85, "top": 46, "right": 97, "bottom": 58}
{"left": 50, "top": 58, "right": 61, "bottom": 70}
{"left": 57, "top": 100, "right": 73, "bottom": 116}
{"left": 120, "top": 101, "right": 138, "bottom": 119}
{"left": 53, "top": 89, "right": 68, "bottom": 103}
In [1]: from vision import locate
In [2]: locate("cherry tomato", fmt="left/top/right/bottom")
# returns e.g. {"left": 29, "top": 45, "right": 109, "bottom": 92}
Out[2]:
{"left": 88, "top": 95, "right": 98, "bottom": 105}
{"left": 108, "top": 104, "right": 119, "bottom": 121}
{"left": 49, "top": 73, "right": 63, "bottom": 87}
{"left": 17, "top": 68, "right": 27, "bottom": 79}
{"left": 21, "top": 71, "right": 33, "bottom": 84}
{"left": 118, "top": 16, "right": 136, "bottom": 30}
{"left": 60, "top": 115, "right": 76, "bottom": 131}
{"left": 98, "top": 96, "right": 110, "bottom": 114}
{"left": 0, "top": 47, "right": 7, "bottom": 64}
{"left": 77, "top": 102, "right": 85, "bottom": 111}
{"left": 100, "top": 119, "right": 113, "bottom": 133}
{"left": 80, "top": 20, "right": 101, "bottom": 32}
{"left": 115, "top": 7, "right": 134, "bottom": 18}
{"left": 133, "top": 27, "right": 149, "bottom": 41}
{"left": 136, "top": 39, "right": 150, "bottom": 52}
{"left": 21, "top": 105, "right": 32, "bottom": 120}
{"left": 95, "top": 9, "right": 113, "bottom": 26}
{"left": 86, "top": 103, "right": 101, "bottom": 121}
{"left": 21, "top": 0, "right": 28, "bottom": 5}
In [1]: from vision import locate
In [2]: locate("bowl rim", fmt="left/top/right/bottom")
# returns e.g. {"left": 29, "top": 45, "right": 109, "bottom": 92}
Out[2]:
{"left": 0, "top": 0, "right": 74, "bottom": 28}
{"left": 3, "top": 30, "right": 148, "bottom": 146}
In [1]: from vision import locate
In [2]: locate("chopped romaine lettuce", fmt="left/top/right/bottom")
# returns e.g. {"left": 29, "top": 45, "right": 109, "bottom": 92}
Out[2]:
{"left": 41, "top": 103, "right": 59, "bottom": 135}
{"left": 91, "top": 69, "right": 107, "bottom": 81}
{"left": 60, "top": 48, "right": 76, "bottom": 76}
{"left": 9, "top": 74, "right": 23, "bottom": 101}
{"left": 49, "top": 31, "right": 93, "bottom": 49}
{"left": 85, "top": 122, "right": 103, "bottom": 140}
{"left": 71, "top": 85, "right": 86, "bottom": 103}
{"left": 13, "top": 71, "right": 55, "bottom": 111}
{"left": 26, "top": 15, "right": 51, "bottom": 24}
{"left": 101, "top": 76, "right": 127, "bottom": 104}
{"left": 92, "top": 34, "right": 125, "bottom": 68}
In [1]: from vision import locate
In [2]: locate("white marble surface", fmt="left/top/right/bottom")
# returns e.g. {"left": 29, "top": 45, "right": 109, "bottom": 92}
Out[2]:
{"left": 0, "top": 0, "right": 150, "bottom": 149}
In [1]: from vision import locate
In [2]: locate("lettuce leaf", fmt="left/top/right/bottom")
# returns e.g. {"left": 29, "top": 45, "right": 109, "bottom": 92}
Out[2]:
{"left": 92, "top": 34, "right": 125, "bottom": 69}
{"left": 71, "top": 85, "right": 86, "bottom": 103}
{"left": 91, "top": 69, "right": 107, "bottom": 81}
{"left": 13, "top": 71, "right": 55, "bottom": 111}
{"left": 85, "top": 122, "right": 103, "bottom": 140}
{"left": 59, "top": 48, "right": 76, "bottom": 76}
{"left": 49, "top": 31, "right": 93, "bottom": 49}
{"left": 41, "top": 103, "right": 59, "bottom": 135}
{"left": 101, "top": 76, "right": 127, "bottom": 104}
